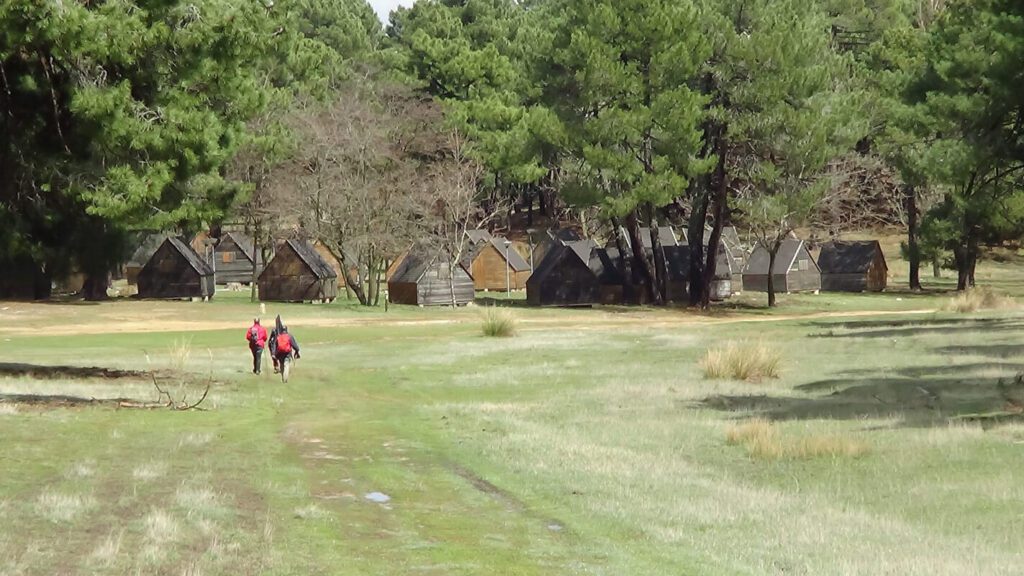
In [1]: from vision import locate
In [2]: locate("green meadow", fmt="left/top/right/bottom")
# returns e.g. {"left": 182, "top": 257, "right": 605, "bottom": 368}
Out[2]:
{"left": 2, "top": 269, "right": 1024, "bottom": 574}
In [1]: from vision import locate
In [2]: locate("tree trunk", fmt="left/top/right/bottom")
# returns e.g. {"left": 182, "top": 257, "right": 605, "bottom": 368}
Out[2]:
{"left": 448, "top": 262, "right": 457, "bottom": 308}
{"left": 627, "top": 212, "right": 661, "bottom": 305}
{"left": 767, "top": 248, "right": 778, "bottom": 307}
{"left": 905, "top": 184, "right": 922, "bottom": 291}
{"left": 954, "top": 245, "right": 970, "bottom": 291}
{"left": 700, "top": 130, "right": 729, "bottom": 309}
{"left": 932, "top": 258, "right": 942, "bottom": 278}
{"left": 336, "top": 242, "right": 367, "bottom": 305}
{"left": 610, "top": 216, "right": 635, "bottom": 303}
{"left": 250, "top": 224, "right": 260, "bottom": 303}
{"left": 82, "top": 273, "right": 108, "bottom": 301}
{"left": 648, "top": 207, "right": 668, "bottom": 304}
{"left": 687, "top": 192, "right": 709, "bottom": 306}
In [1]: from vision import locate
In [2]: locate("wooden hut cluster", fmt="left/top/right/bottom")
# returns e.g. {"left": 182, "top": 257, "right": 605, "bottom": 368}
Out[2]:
{"left": 528, "top": 227, "right": 734, "bottom": 307}
{"left": 739, "top": 237, "right": 888, "bottom": 294}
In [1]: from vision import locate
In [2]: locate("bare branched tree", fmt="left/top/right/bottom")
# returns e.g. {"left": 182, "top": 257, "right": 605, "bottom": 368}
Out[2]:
{"left": 286, "top": 84, "right": 441, "bottom": 305}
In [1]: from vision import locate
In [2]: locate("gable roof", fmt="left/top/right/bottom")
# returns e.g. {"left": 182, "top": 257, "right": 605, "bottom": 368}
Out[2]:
{"left": 817, "top": 240, "right": 886, "bottom": 275}
{"left": 286, "top": 239, "right": 337, "bottom": 279}
{"left": 166, "top": 237, "right": 214, "bottom": 276}
{"left": 564, "top": 239, "right": 597, "bottom": 263}
{"left": 391, "top": 246, "right": 469, "bottom": 284}
{"left": 743, "top": 238, "right": 814, "bottom": 275}
{"left": 619, "top": 226, "right": 680, "bottom": 250}
{"left": 461, "top": 237, "right": 531, "bottom": 272}
{"left": 547, "top": 228, "right": 581, "bottom": 243}
{"left": 219, "top": 232, "right": 256, "bottom": 262}
{"left": 465, "top": 229, "right": 493, "bottom": 244}
{"left": 128, "top": 233, "right": 171, "bottom": 267}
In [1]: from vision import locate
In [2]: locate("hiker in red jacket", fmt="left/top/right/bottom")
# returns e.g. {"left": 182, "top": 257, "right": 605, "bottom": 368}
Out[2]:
{"left": 246, "top": 317, "right": 268, "bottom": 375}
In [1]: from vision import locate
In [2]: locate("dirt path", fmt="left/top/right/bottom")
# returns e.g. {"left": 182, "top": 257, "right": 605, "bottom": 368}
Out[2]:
{"left": 1, "top": 304, "right": 939, "bottom": 338}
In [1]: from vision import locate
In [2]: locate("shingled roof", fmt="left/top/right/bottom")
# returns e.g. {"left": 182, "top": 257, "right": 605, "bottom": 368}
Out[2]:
{"left": 221, "top": 231, "right": 256, "bottom": 262}
{"left": 461, "top": 237, "right": 531, "bottom": 272}
{"left": 286, "top": 239, "right": 337, "bottom": 279}
{"left": 166, "top": 237, "right": 214, "bottom": 276}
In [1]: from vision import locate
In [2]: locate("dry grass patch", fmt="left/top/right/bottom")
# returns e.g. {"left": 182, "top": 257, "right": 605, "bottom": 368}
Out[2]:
{"left": 725, "top": 419, "right": 870, "bottom": 460}
{"left": 133, "top": 461, "right": 168, "bottom": 482}
{"left": 89, "top": 529, "right": 124, "bottom": 567}
{"left": 0, "top": 403, "right": 17, "bottom": 415}
{"left": 702, "top": 341, "right": 781, "bottom": 382}
{"left": 481, "top": 307, "right": 517, "bottom": 337}
{"left": 144, "top": 508, "right": 180, "bottom": 543}
{"left": 945, "top": 288, "right": 1017, "bottom": 313}
{"left": 35, "top": 490, "right": 96, "bottom": 523}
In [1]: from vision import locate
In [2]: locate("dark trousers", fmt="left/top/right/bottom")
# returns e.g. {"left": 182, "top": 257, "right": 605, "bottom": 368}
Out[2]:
{"left": 251, "top": 347, "right": 263, "bottom": 374}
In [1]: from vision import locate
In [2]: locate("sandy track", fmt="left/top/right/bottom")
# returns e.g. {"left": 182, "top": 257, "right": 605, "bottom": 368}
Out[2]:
{"left": 0, "top": 304, "right": 938, "bottom": 338}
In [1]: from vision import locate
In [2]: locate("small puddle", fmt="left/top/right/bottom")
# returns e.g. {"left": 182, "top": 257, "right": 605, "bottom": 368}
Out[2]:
{"left": 364, "top": 492, "right": 391, "bottom": 504}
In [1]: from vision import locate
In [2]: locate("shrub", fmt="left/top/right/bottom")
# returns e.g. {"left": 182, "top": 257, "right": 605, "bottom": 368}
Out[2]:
{"left": 702, "top": 341, "right": 781, "bottom": 382}
{"left": 725, "top": 418, "right": 784, "bottom": 459}
{"left": 725, "top": 420, "right": 870, "bottom": 460}
{"left": 481, "top": 307, "right": 517, "bottom": 338}
{"left": 945, "top": 288, "right": 1016, "bottom": 313}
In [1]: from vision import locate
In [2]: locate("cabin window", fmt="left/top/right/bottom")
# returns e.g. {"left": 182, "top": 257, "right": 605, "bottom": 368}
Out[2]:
{"left": 798, "top": 259, "right": 808, "bottom": 271}
{"left": 222, "top": 252, "right": 234, "bottom": 263}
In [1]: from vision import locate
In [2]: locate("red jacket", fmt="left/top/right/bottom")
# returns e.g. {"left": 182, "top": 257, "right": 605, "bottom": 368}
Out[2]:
{"left": 246, "top": 324, "right": 268, "bottom": 349}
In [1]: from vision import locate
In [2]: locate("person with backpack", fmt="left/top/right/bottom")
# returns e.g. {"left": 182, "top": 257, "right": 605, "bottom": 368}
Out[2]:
{"left": 274, "top": 324, "right": 300, "bottom": 376}
{"left": 245, "top": 317, "right": 268, "bottom": 375}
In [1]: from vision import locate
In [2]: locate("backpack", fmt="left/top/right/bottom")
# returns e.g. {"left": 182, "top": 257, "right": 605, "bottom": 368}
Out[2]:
{"left": 276, "top": 333, "right": 292, "bottom": 354}
{"left": 249, "top": 326, "right": 259, "bottom": 342}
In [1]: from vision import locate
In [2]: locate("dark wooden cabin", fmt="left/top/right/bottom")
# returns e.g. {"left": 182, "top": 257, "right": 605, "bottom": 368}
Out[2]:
{"left": 213, "top": 232, "right": 262, "bottom": 285}
{"left": 388, "top": 248, "right": 475, "bottom": 306}
{"left": 818, "top": 240, "right": 887, "bottom": 292}
{"left": 0, "top": 256, "right": 51, "bottom": 300}
{"left": 137, "top": 238, "right": 215, "bottom": 300}
{"left": 258, "top": 239, "right": 338, "bottom": 303}
{"left": 527, "top": 242, "right": 601, "bottom": 307}
{"left": 462, "top": 237, "right": 532, "bottom": 291}
{"left": 742, "top": 238, "right": 821, "bottom": 294}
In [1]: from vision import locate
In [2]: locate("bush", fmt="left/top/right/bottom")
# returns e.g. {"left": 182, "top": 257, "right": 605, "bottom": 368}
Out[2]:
{"left": 945, "top": 288, "right": 1017, "bottom": 313}
{"left": 725, "top": 419, "right": 870, "bottom": 461}
{"left": 481, "top": 307, "right": 517, "bottom": 338}
{"left": 701, "top": 341, "right": 781, "bottom": 382}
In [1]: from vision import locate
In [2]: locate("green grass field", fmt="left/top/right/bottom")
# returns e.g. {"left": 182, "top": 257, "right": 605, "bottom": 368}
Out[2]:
{"left": 3, "top": 248, "right": 1024, "bottom": 575}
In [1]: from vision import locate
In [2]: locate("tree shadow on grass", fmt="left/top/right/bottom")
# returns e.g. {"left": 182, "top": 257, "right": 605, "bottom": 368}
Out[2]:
{"left": 0, "top": 362, "right": 147, "bottom": 380}
{"left": 702, "top": 365, "right": 1024, "bottom": 428}
{"left": 807, "top": 317, "right": 1024, "bottom": 339}
{"left": 934, "top": 344, "right": 1024, "bottom": 359}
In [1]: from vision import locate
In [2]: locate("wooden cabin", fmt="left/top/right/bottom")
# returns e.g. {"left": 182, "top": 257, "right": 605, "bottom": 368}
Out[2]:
{"left": 137, "top": 238, "right": 215, "bottom": 300}
{"left": 526, "top": 242, "right": 601, "bottom": 307}
{"left": 818, "top": 240, "right": 888, "bottom": 292}
{"left": 531, "top": 228, "right": 582, "bottom": 270}
{"left": 615, "top": 225, "right": 681, "bottom": 250}
{"left": 0, "top": 256, "right": 51, "bottom": 300}
{"left": 126, "top": 233, "right": 169, "bottom": 285}
{"left": 462, "top": 237, "right": 532, "bottom": 291}
{"left": 258, "top": 239, "right": 338, "bottom": 303}
{"left": 213, "top": 232, "right": 261, "bottom": 285}
{"left": 388, "top": 248, "right": 474, "bottom": 306}
{"left": 742, "top": 238, "right": 821, "bottom": 294}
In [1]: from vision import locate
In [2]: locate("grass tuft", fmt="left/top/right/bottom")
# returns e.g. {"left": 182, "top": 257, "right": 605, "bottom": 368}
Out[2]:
{"left": 35, "top": 490, "right": 96, "bottom": 523}
{"left": 167, "top": 336, "right": 193, "bottom": 371}
{"left": 481, "top": 307, "right": 517, "bottom": 338}
{"left": 701, "top": 341, "right": 781, "bottom": 382}
{"left": 725, "top": 419, "right": 869, "bottom": 460}
{"left": 0, "top": 403, "right": 17, "bottom": 415}
{"left": 945, "top": 287, "right": 1017, "bottom": 313}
